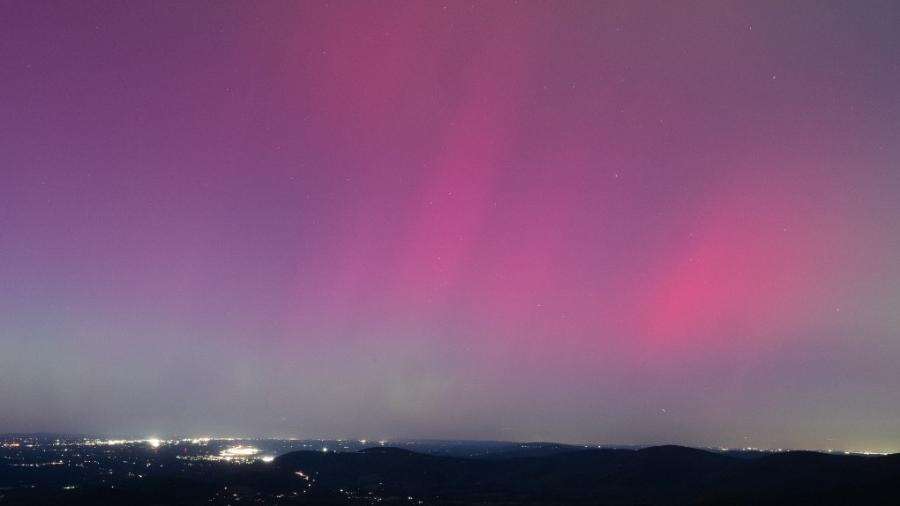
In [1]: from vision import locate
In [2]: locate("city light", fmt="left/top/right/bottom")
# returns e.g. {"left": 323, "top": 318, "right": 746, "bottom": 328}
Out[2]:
{"left": 220, "top": 446, "right": 260, "bottom": 457}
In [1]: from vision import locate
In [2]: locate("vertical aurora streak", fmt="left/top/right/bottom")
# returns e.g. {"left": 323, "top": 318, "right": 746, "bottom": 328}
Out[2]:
{"left": 1, "top": 1, "right": 899, "bottom": 452}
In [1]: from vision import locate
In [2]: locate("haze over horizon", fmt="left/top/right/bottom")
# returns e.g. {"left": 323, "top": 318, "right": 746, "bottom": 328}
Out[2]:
{"left": 2, "top": 1, "right": 899, "bottom": 453}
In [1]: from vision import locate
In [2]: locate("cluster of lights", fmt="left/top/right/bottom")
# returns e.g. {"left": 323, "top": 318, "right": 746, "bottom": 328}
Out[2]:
{"left": 721, "top": 446, "right": 891, "bottom": 456}
{"left": 81, "top": 438, "right": 167, "bottom": 447}
{"left": 80, "top": 437, "right": 217, "bottom": 448}
{"left": 176, "top": 445, "right": 275, "bottom": 464}
{"left": 36, "top": 437, "right": 286, "bottom": 464}
{"left": 221, "top": 446, "right": 260, "bottom": 457}
{"left": 11, "top": 460, "right": 65, "bottom": 468}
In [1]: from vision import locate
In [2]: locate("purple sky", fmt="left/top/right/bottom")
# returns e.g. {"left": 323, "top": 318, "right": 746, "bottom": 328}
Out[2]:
{"left": 2, "top": 1, "right": 899, "bottom": 452}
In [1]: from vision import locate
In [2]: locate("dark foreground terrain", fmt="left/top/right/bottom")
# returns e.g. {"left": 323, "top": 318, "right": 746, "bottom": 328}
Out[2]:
{"left": 2, "top": 439, "right": 898, "bottom": 505}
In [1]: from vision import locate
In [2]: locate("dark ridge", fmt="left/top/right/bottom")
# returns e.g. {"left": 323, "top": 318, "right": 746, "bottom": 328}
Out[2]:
{"left": 7, "top": 443, "right": 899, "bottom": 505}
{"left": 269, "top": 444, "right": 900, "bottom": 504}
{"left": 477, "top": 441, "right": 586, "bottom": 460}
{"left": 637, "top": 444, "right": 731, "bottom": 460}
{"left": 639, "top": 444, "right": 714, "bottom": 454}
{"left": 520, "top": 441, "right": 581, "bottom": 448}
{"left": 356, "top": 446, "right": 420, "bottom": 456}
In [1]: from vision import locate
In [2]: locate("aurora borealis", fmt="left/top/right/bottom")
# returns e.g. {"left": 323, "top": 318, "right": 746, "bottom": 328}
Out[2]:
{"left": 2, "top": 1, "right": 899, "bottom": 452}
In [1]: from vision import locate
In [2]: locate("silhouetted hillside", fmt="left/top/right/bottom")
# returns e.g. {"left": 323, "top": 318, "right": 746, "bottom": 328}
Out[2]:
{"left": 3, "top": 445, "right": 898, "bottom": 504}
{"left": 273, "top": 445, "right": 900, "bottom": 505}
{"left": 478, "top": 442, "right": 586, "bottom": 460}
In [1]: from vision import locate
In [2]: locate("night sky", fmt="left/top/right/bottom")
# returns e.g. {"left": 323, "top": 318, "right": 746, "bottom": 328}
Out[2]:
{"left": 2, "top": 1, "right": 899, "bottom": 452}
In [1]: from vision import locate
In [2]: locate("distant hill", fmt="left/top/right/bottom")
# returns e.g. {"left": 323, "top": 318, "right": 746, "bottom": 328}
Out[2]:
{"left": 476, "top": 442, "right": 586, "bottom": 460}
{"left": 3, "top": 443, "right": 898, "bottom": 504}
{"left": 274, "top": 445, "right": 900, "bottom": 504}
